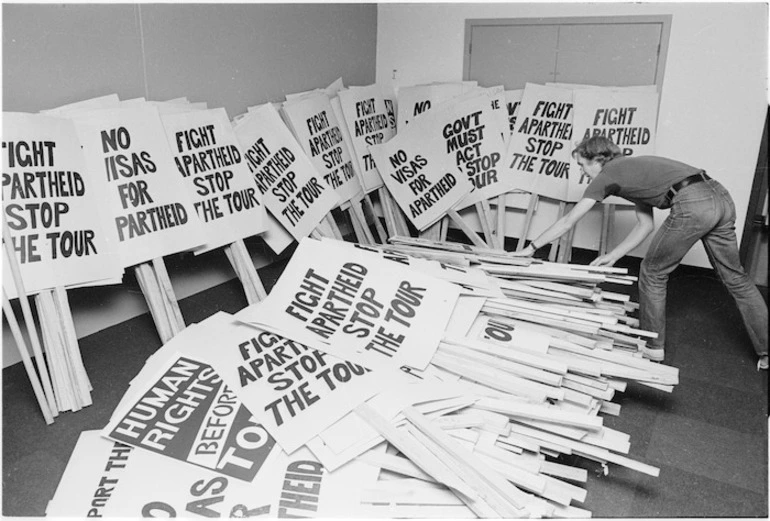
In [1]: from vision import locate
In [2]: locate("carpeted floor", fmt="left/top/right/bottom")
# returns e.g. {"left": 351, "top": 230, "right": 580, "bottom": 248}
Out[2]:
{"left": 2, "top": 241, "right": 767, "bottom": 517}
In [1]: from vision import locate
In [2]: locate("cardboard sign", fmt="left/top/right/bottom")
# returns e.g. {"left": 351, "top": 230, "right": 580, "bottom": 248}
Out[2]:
{"left": 466, "top": 314, "right": 550, "bottom": 354}
{"left": 338, "top": 85, "right": 397, "bottom": 193}
{"left": 503, "top": 83, "right": 575, "bottom": 201}
{"left": 238, "top": 238, "right": 461, "bottom": 370}
{"left": 1, "top": 112, "right": 121, "bottom": 297}
{"left": 396, "top": 81, "right": 477, "bottom": 129}
{"left": 504, "top": 89, "right": 524, "bottom": 139}
{"left": 568, "top": 88, "right": 659, "bottom": 203}
{"left": 432, "top": 89, "right": 514, "bottom": 209}
{"left": 261, "top": 211, "right": 296, "bottom": 255}
{"left": 281, "top": 93, "right": 363, "bottom": 205}
{"left": 161, "top": 108, "right": 267, "bottom": 253}
{"left": 181, "top": 312, "right": 395, "bottom": 454}
{"left": 369, "top": 108, "right": 472, "bottom": 231}
{"left": 69, "top": 105, "right": 205, "bottom": 267}
{"left": 47, "top": 430, "right": 378, "bottom": 518}
{"left": 104, "top": 355, "right": 275, "bottom": 482}
{"left": 233, "top": 104, "right": 339, "bottom": 241}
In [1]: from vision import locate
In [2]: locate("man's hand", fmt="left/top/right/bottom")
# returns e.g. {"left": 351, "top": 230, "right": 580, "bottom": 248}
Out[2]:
{"left": 590, "top": 254, "right": 618, "bottom": 267}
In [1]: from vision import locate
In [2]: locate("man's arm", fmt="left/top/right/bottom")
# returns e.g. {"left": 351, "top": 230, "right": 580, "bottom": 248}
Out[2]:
{"left": 590, "top": 202, "right": 654, "bottom": 266}
{"left": 511, "top": 198, "right": 596, "bottom": 257}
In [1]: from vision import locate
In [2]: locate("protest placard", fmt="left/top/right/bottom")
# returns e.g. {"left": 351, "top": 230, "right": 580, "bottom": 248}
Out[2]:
{"left": 568, "top": 88, "right": 659, "bottom": 203}
{"left": 396, "top": 82, "right": 477, "bottom": 129}
{"left": 338, "top": 84, "right": 397, "bottom": 193}
{"left": 47, "top": 430, "right": 378, "bottom": 518}
{"left": 432, "top": 88, "right": 515, "bottom": 209}
{"left": 234, "top": 103, "right": 340, "bottom": 241}
{"left": 181, "top": 312, "right": 396, "bottom": 454}
{"left": 103, "top": 354, "right": 275, "bottom": 481}
{"left": 369, "top": 109, "right": 472, "bottom": 231}
{"left": 2, "top": 112, "right": 120, "bottom": 297}
{"left": 504, "top": 89, "right": 524, "bottom": 140}
{"left": 281, "top": 93, "right": 363, "bottom": 205}
{"left": 69, "top": 105, "right": 205, "bottom": 268}
{"left": 503, "top": 83, "right": 574, "bottom": 202}
{"left": 238, "top": 238, "right": 461, "bottom": 370}
{"left": 161, "top": 108, "right": 267, "bottom": 253}
{"left": 466, "top": 314, "right": 551, "bottom": 354}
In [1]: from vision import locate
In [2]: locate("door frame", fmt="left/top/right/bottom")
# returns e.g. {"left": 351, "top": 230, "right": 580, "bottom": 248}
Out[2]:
{"left": 463, "top": 15, "right": 672, "bottom": 92}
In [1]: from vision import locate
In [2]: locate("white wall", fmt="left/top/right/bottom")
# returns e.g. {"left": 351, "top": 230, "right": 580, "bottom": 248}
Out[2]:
{"left": 377, "top": 2, "right": 768, "bottom": 268}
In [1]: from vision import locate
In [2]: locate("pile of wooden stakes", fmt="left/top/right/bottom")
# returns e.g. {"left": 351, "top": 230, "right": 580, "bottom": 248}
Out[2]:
{"left": 348, "top": 236, "right": 677, "bottom": 518}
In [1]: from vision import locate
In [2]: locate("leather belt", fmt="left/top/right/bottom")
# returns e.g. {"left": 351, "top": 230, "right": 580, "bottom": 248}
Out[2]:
{"left": 665, "top": 171, "right": 710, "bottom": 206}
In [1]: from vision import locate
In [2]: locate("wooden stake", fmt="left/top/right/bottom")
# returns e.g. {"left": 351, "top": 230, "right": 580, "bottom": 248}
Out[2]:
{"left": 515, "top": 194, "right": 538, "bottom": 251}
{"left": 496, "top": 193, "right": 507, "bottom": 250}
{"left": 350, "top": 199, "right": 376, "bottom": 244}
{"left": 35, "top": 291, "right": 69, "bottom": 413}
{"left": 3, "top": 221, "right": 57, "bottom": 414}
{"left": 324, "top": 213, "right": 344, "bottom": 241}
{"left": 420, "top": 219, "right": 442, "bottom": 242}
{"left": 599, "top": 203, "right": 616, "bottom": 256}
{"left": 134, "top": 262, "right": 174, "bottom": 343}
{"left": 53, "top": 286, "right": 92, "bottom": 406}
{"left": 151, "top": 257, "right": 184, "bottom": 334}
{"left": 475, "top": 202, "right": 498, "bottom": 249}
{"left": 378, "top": 186, "right": 399, "bottom": 239}
{"left": 3, "top": 290, "right": 55, "bottom": 424}
{"left": 354, "top": 403, "right": 479, "bottom": 500}
{"left": 439, "top": 215, "right": 449, "bottom": 242}
{"left": 447, "top": 210, "right": 490, "bottom": 248}
{"left": 548, "top": 202, "right": 566, "bottom": 262}
{"left": 363, "top": 193, "right": 388, "bottom": 243}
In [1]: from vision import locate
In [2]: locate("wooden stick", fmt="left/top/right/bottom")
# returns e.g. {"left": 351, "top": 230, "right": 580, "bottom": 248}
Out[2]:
{"left": 324, "top": 213, "right": 344, "bottom": 241}
{"left": 392, "top": 196, "right": 411, "bottom": 237}
{"left": 447, "top": 210, "right": 489, "bottom": 248}
{"left": 496, "top": 193, "right": 507, "bottom": 250}
{"left": 475, "top": 202, "right": 497, "bottom": 249}
{"left": 234, "top": 240, "right": 267, "bottom": 300}
{"left": 53, "top": 286, "right": 92, "bottom": 406}
{"left": 363, "top": 193, "right": 388, "bottom": 243}
{"left": 548, "top": 202, "right": 566, "bottom": 262}
{"left": 35, "top": 291, "right": 68, "bottom": 413}
{"left": 378, "top": 186, "right": 398, "bottom": 239}
{"left": 224, "top": 243, "right": 258, "bottom": 304}
{"left": 481, "top": 199, "right": 501, "bottom": 249}
{"left": 439, "top": 215, "right": 449, "bottom": 242}
{"left": 556, "top": 203, "right": 574, "bottom": 263}
{"left": 599, "top": 203, "right": 616, "bottom": 256}
{"left": 3, "top": 221, "right": 57, "bottom": 414}
{"left": 134, "top": 262, "right": 174, "bottom": 343}
{"left": 3, "top": 290, "right": 55, "bottom": 424}
{"left": 515, "top": 194, "right": 538, "bottom": 251}
{"left": 350, "top": 200, "right": 376, "bottom": 244}
{"left": 354, "top": 403, "right": 479, "bottom": 500}
{"left": 151, "top": 257, "right": 185, "bottom": 334}
{"left": 420, "top": 219, "right": 442, "bottom": 242}
{"left": 403, "top": 406, "right": 532, "bottom": 516}
{"left": 345, "top": 206, "right": 367, "bottom": 244}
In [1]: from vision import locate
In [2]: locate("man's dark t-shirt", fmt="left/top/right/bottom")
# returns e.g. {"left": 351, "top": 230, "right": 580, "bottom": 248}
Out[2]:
{"left": 583, "top": 156, "right": 703, "bottom": 209}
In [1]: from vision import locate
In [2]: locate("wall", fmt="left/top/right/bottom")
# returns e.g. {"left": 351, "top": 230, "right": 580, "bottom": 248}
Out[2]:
{"left": 376, "top": 2, "right": 768, "bottom": 267}
{"left": 2, "top": 3, "right": 378, "bottom": 367}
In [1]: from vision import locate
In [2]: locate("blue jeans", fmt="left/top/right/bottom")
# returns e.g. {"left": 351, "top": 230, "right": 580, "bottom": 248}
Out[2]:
{"left": 639, "top": 178, "right": 768, "bottom": 357}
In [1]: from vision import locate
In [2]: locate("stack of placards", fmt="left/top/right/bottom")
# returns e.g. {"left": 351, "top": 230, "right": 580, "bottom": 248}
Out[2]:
{"left": 48, "top": 237, "right": 676, "bottom": 518}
